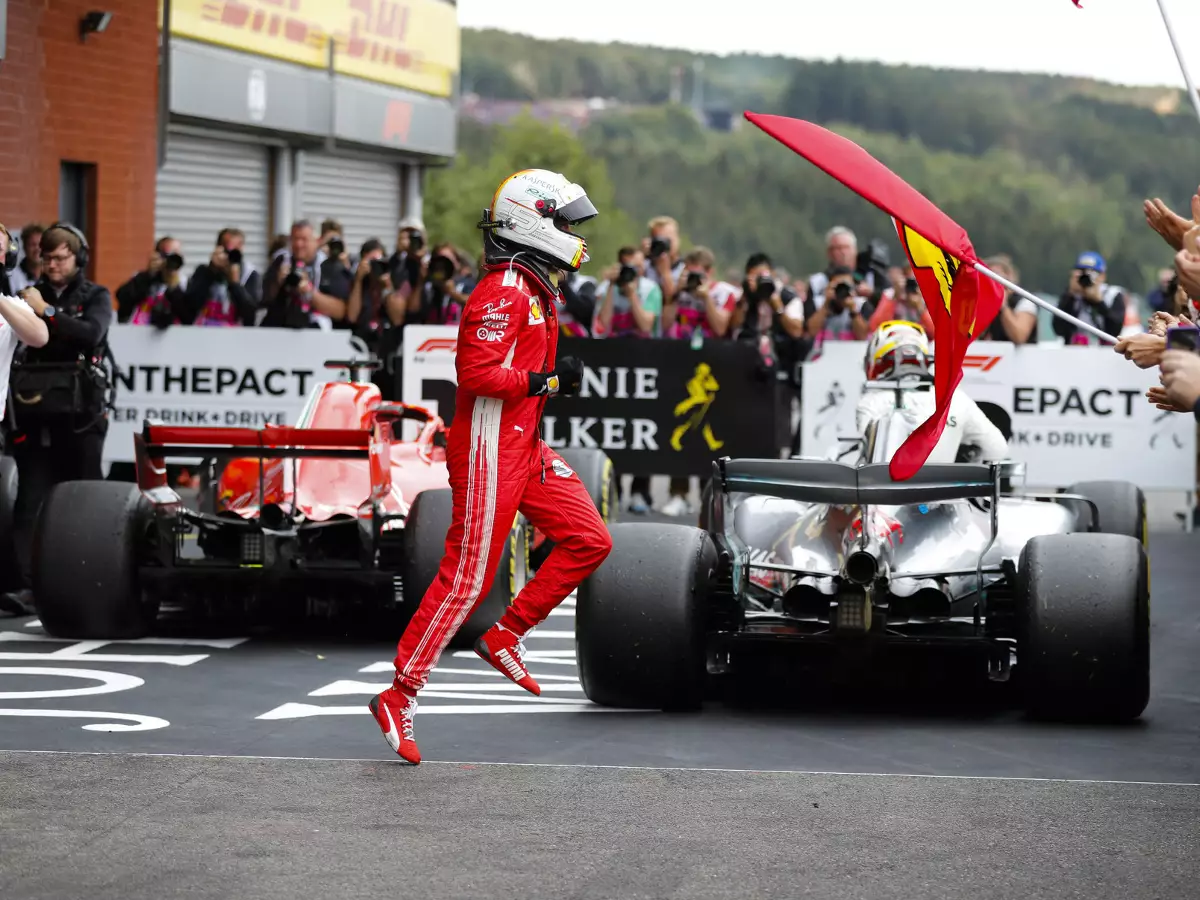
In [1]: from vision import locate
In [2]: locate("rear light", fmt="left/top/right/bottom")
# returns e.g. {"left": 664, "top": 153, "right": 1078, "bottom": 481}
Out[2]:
{"left": 240, "top": 532, "right": 263, "bottom": 564}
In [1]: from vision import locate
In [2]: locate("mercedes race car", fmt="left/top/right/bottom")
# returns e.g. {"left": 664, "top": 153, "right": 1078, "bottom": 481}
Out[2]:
{"left": 30, "top": 358, "right": 615, "bottom": 643}
{"left": 577, "top": 388, "right": 1150, "bottom": 723}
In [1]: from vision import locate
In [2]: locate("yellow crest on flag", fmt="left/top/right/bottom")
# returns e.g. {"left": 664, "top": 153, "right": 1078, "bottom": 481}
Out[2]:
{"left": 896, "top": 221, "right": 977, "bottom": 334}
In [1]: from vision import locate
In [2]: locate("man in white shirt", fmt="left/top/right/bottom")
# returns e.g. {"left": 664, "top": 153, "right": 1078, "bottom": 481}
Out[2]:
{"left": 855, "top": 321, "right": 1009, "bottom": 465}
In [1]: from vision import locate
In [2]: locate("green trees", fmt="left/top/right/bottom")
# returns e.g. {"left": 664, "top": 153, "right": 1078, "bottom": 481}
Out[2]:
{"left": 447, "top": 29, "right": 1199, "bottom": 292}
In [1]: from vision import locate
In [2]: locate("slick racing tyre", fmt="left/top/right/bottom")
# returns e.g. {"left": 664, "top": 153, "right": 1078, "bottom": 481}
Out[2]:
{"left": 33, "top": 481, "right": 156, "bottom": 640}
{"left": 402, "top": 488, "right": 527, "bottom": 650}
{"left": 1064, "top": 480, "right": 1146, "bottom": 547}
{"left": 1017, "top": 533, "right": 1149, "bottom": 722}
{"left": 530, "top": 448, "right": 617, "bottom": 570}
{"left": 576, "top": 522, "right": 712, "bottom": 711}
{"left": 0, "top": 456, "right": 18, "bottom": 593}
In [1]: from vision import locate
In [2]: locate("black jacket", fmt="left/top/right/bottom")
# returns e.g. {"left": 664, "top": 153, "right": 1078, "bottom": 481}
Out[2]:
{"left": 184, "top": 264, "right": 257, "bottom": 326}
{"left": 115, "top": 271, "right": 187, "bottom": 327}
{"left": 25, "top": 274, "right": 113, "bottom": 364}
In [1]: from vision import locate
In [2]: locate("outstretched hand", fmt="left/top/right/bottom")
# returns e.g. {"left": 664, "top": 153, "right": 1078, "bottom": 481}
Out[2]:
{"left": 1144, "top": 189, "right": 1199, "bottom": 252}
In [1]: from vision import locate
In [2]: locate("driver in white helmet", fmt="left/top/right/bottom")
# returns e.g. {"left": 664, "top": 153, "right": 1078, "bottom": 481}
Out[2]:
{"left": 856, "top": 320, "right": 1009, "bottom": 464}
{"left": 369, "top": 169, "right": 613, "bottom": 764}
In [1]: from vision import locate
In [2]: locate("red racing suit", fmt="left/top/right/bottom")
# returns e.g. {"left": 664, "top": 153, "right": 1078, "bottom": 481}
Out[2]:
{"left": 393, "top": 262, "right": 613, "bottom": 693}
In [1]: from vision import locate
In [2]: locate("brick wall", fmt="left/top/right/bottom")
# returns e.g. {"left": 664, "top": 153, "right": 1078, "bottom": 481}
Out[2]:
{"left": 0, "top": 0, "right": 160, "bottom": 292}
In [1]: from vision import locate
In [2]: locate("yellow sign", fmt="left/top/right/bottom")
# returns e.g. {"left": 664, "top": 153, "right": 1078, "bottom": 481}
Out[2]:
{"left": 168, "top": 0, "right": 460, "bottom": 98}
{"left": 671, "top": 363, "right": 725, "bottom": 453}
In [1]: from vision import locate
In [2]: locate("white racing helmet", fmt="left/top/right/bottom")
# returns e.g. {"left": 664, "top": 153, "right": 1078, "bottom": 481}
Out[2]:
{"left": 865, "top": 320, "right": 933, "bottom": 381}
{"left": 479, "top": 168, "right": 598, "bottom": 272}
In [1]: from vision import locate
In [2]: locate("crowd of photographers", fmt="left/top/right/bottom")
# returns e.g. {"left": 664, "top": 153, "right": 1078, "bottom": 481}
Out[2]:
{"left": 3, "top": 192, "right": 1199, "bottom": 532}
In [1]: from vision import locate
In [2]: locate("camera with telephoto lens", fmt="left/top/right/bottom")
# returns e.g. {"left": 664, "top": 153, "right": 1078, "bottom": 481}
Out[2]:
{"left": 327, "top": 238, "right": 345, "bottom": 259}
{"left": 284, "top": 259, "right": 307, "bottom": 290}
{"left": 427, "top": 255, "right": 456, "bottom": 284}
{"left": 369, "top": 257, "right": 388, "bottom": 279}
{"left": 227, "top": 248, "right": 243, "bottom": 266}
{"left": 163, "top": 252, "right": 184, "bottom": 272}
{"left": 685, "top": 271, "right": 703, "bottom": 292}
{"left": 649, "top": 237, "right": 671, "bottom": 259}
{"left": 406, "top": 230, "right": 424, "bottom": 253}
{"left": 616, "top": 264, "right": 638, "bottom": 287}
{"left": 834, "top": 281, "right": 853, "bottom": 303}
{"left": 905, "top": 276, "right": 919, "bottom": 294}
{"left": 1078, "top": 269, "right": 1095, "bottom": 289}
{"left": 754, "top": 275, "right": 776, "bottom": 301}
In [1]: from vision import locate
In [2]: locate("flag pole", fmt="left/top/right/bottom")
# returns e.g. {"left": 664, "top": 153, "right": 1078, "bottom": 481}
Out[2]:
{"left": 972, "top": 262, "right": 1119, "bottom": 345}
{"left": 1156, "top": 0, "right": 1200, "bottom": 126}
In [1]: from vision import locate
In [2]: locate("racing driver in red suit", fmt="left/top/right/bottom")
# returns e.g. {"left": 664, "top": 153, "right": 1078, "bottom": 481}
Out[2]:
{"left": 369, "top": 169, "right": 613, "bottom": 763}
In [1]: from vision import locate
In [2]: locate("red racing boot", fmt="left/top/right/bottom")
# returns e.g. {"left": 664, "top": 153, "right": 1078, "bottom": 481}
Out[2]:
{"left": 368, "top": 685, "right": 421, "bottom": 764}
{"left": 474, "top": 624, "right": 541, "bottom": 696}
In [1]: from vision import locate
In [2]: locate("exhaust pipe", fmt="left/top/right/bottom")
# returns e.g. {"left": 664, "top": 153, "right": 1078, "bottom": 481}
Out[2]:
{"left": 888, "top": 579, "right": 953, "bottom": 620}
{"left": 844, "top": 549, "right": 878, "bottom": 586}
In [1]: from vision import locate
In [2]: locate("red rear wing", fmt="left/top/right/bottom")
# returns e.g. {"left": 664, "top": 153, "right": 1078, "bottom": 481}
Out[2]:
{"left": 140, "top": 423, "right": 371, "bottom": 460}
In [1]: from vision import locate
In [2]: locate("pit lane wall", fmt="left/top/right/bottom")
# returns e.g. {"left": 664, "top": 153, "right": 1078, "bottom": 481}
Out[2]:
{"left": 101, "top": 326, "right": 362, "bottom": 465}
{"left": 800, "top": 341, "right": 1196, "bottom": 493}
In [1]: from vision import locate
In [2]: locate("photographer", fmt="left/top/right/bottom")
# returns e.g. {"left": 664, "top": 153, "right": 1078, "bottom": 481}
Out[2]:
{"left": 260, "top": 219, "right": 347, "bottom": 329}
{"left": 183, "top": 238, "right": 258, "bottom": 327}
{"left": 4, "top": 224, "right": 113, "bottom": 612}
{"left": 347, "top": 238, "right": 406, "bottom": 355}
{"left": 407, "top": 244, "right": 470, "bottom": 326}
{"left": 868, "top": 265, "right": 935, "bottom": 335}
{"left": 317, "top": 225, "right": 354, "bottom": 306}
{"left": 732, "top": 252, "right": 808, "bottom": 372}
{"left": 645, "top": 215, "right": 685, "bottom": 301}
{"left": 977, "top": 254, "right": 1038, "bottom": 344}
{"left": 1054, "top": 252, "right": 1126, "bottom": 345}
{"left": 215, "top": 228, "right": 262, "bottom": 305}
{"left": 663, "top": 246, "right": 737, "bottom": 342}
{"left": 802, "top": 264, "right": 870, "bottom": 346}
{"left": 595, "top": 246, "right": 662, "bottom": 339}
{"left": 805, "top": 227, "right": 878, "bottom": 308}
{"left": 115, "top": 237, "right": 188, "bottom": 327}
{"left": 7, "top": 223, "right": 46, "bottom": 294}
{"left": 389, "top": 217, "right": 427, "bottom": 296}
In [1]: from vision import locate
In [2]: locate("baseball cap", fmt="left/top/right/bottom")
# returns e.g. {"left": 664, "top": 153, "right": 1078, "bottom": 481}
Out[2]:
{"left": 1075, "top": 251, "right": 1106, "bottom": 273}
{"left": 398, "top": 215, "right": 425, "bottom": 233}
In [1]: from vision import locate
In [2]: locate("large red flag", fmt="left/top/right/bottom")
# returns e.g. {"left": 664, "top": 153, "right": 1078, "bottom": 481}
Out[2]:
{"left": 744, "top": 112, "right": 1004, "bottom": 480}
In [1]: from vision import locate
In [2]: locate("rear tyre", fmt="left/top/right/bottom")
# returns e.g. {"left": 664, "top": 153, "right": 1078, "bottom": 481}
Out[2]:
{"left": 576, "top": 522, "right": 712, "bottom": 710}
{"left": 1017, "top": 533, "right": 1149, "bottom": 722}
{"left": 1063, "top": 480, "right": 1145, "bottom": 544}
{"left": 401, "top": 489, "right": 526, "bottom": 649}
{"left": 530, "top": 448, "right": 616, "bottom": 570}
{"left": 33, "top": 481, "right": 155, "bottom": 640}
{"left": 0, "top": 456, "right": 18, "bottom": 593}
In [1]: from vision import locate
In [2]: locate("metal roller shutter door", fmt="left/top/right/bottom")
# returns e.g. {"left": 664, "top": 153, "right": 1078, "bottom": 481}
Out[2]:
{"left": 298, "top": 153, "right": 401, "bottom": 255}
{"left": 154, "top": 133, "right": 270, "bottom": 276}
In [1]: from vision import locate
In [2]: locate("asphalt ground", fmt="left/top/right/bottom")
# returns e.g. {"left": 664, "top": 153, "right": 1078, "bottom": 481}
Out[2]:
{"left": 1, "top": 527, "right": 1198, "bottom": 898}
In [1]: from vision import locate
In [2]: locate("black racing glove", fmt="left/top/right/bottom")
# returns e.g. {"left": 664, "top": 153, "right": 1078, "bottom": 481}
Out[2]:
{"left": 528, "top": 356, "right": 584, "bottom": 397}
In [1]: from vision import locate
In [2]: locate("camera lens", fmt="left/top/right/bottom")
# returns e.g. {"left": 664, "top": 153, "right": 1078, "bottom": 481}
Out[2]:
{"left": 227, "top": 248, "right": 243, "bottom": 265}
{"left": 165, "top": 253, "right": 184, "bottom": 271}
{"left": 328, "top": 239, "right": 345, "bottom": 258}
{"left": 905, "top": 277, "right": 918, "bottom": 294}
{"left": 834, "top": 282, "right": 852, "bottom": 300}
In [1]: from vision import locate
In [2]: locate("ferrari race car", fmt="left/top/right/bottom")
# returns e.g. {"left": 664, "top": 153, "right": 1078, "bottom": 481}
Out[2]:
{"left": 577, "top": 388, "right": 1150, "bottom": 722}
{"left": 29, "top": 359, "right": 615, "bottom": 643}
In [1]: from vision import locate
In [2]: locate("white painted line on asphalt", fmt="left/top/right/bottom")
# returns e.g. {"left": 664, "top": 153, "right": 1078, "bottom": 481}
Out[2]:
{"left": 545, "top": 608, "right": 575, "bottom": 617}
{"left": 0, "top": 631, "right": 247, "bottom": 649}
{"left": 3, "top": 749, "right": 1197, "bottom": 788}
{"left": 255, "top": 702, "right": 643, "bottom": 719}
{"left": 24, "top": 619, "right": 40, "bottom": 628}
{"left": 309, "top": 679, "right": 582, "bottom": 697}
{"left": 0, "top": 709, "right": 170, "bottom": 732}
{"left": 0, "top": 651, "right": 210, "bottom": 666}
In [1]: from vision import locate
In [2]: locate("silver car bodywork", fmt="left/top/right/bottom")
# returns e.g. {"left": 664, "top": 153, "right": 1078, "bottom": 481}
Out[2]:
{"left": 714, "top": 383, "right": 1095, "bottom": 654}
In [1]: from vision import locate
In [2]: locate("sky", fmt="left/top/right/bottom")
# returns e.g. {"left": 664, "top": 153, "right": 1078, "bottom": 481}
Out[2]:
{"left": 456, "top": 0, "right": 1200, "bottom": 92}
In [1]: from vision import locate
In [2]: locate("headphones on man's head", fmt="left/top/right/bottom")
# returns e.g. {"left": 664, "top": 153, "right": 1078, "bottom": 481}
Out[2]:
{"left": 0, "top": 223, "right": 16, "bottom": 272}
{"left": 48, "top": 221, "right": 90, "bottom": 270}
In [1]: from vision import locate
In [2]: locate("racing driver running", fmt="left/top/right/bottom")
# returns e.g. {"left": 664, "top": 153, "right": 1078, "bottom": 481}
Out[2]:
{"left": 369, "top": 169, "right": 613, "bottom": 764}
{"left": 857, "top": 320, "right": 1009, "bottom": 464}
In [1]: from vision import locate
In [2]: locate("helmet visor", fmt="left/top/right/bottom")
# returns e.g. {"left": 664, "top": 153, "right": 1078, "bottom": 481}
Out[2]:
{"left": 555, "top": 194, "right": 598, "bottom": 226}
